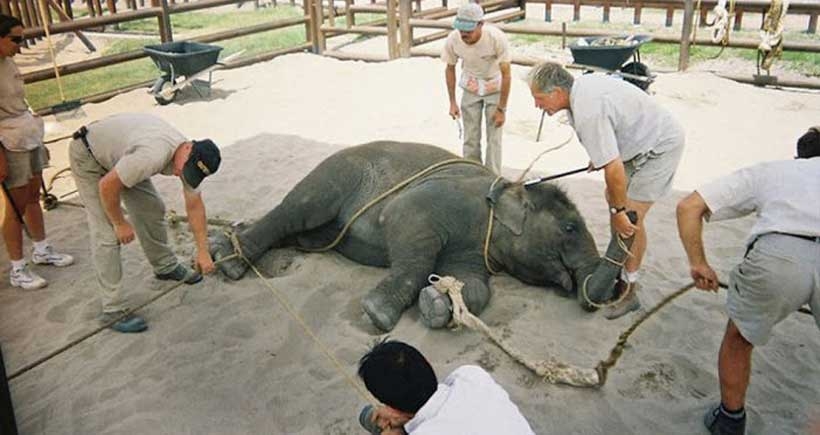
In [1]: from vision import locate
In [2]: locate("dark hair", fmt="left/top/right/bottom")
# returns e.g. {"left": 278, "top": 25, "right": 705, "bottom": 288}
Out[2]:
{"left": 358, "top": 340, "right": 437, "bottom": 414}
{"left": 797, "top": 127, "right": 820, "bottom": 159}
{"left": 0, "top": 14, "right": 23, "bottom": 38}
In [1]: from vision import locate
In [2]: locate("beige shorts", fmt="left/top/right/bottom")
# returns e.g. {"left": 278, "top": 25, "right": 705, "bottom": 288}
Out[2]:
{"left": 4, "top": 147, "right": 49, "bottom": 189}
{"left": 623, "top": 145, "right": 684, "bottom": 203}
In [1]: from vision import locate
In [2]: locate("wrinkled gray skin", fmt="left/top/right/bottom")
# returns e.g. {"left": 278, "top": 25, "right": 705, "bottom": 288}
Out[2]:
{"left": 211, "top": 142, "right": 623, "bottom": 331}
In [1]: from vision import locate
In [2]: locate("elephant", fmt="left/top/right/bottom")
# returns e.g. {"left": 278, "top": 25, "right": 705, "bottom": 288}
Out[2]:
{"left": 210, "top": 141, "right": 630, "bottom": 332}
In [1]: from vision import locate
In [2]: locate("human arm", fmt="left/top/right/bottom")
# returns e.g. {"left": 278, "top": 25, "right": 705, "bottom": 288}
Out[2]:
{"left": 676, "top": 192, "right": 719, "bottom": 291}
{"left": 183, "top": 187, "right": 215, "bottom": 274}
{"left": 492, "top": 61, "right": 511, "bottom": 128}
{"left": 98, "top": 170, "right": 135, "bottom": 244}
{"left": 445, "top": 64, "right": 460, "bottom": 119}
{"left": 602, "top": 158, "right": 637, "bottom": 237}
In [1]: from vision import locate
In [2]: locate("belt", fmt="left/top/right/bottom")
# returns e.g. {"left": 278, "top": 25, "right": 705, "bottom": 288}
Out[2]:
{"left": 73, "top": 126, "right": 106, "bottom": 170}
{"left": 775, "top": 232, "right": 820, "bottom": 244}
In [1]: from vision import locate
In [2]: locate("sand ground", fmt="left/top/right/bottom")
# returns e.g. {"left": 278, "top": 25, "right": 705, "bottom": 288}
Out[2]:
{"left": 1, "top": 30, "right": 819, "bottom": 435}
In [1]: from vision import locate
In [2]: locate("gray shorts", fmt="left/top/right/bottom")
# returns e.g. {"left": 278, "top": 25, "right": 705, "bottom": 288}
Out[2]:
{"left": 727, "top": 233, "right": 820, "bottom": 346}
{"left": 4, "top": 146, "right": 49, "bottom": 189}
{"left": 623, "top": 145, "right": 683, "bottom": 203}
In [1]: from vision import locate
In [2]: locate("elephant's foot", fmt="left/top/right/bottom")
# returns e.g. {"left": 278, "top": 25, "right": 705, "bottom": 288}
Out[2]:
{"left": 361, "top": 289, "right": 405, "bottom": 332}
{"left": 418, "top": 285, "right": 453, "bottom": 329}
{"left": 210, "top": 232, "right": 250, "bottom": 280}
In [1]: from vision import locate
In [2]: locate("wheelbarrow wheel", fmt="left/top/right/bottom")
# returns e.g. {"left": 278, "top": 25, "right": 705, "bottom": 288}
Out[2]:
{"left": 154, "top": 78, "right": 178, "bottom": 105}
{"left": 620, "top": 62, "right": 653, "bottom": 92}
{"left": 42, "top": 193, "right": 59, "bottom": 210}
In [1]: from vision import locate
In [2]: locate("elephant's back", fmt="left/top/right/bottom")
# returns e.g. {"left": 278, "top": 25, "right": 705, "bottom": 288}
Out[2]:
{"left": 335, "top": 141, "right": 462, "bottom": 182}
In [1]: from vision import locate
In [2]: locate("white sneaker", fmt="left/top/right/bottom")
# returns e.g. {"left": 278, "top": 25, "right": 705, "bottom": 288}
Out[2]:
{"left": 10, "top": 264, "right": 47, "bottom": 290}
{"left": 32, "top": 246, "right": 74, "bottom": 267}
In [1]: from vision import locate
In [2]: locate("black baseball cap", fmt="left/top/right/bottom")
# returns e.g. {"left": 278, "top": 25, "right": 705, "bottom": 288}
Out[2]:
{"left": 796, "top": 126, "right": 820, "bottom": 159}
{"left": 183, "top": 139, "right": 221, "bottom": 189}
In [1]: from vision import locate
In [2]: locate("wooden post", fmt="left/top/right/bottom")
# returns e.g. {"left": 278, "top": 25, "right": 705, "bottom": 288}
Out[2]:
{"left": 158, "top": 0, "right": 172, "bottom": 41}
{"left": 602, "top": 1, "right": 609, "bottom": 22}
{"left": 665, "top": 7, "right": 673, "bottom": 26}
{"left": 311, "top": 0, "right": 325, "bottom": 53}
{"left": 327, "top": 0, "right": 334, "bottom": 27}
{"left": 10, "top": 0, "right": 22, "bottom": 22}
{"left": 561, "top": 21, "right": 566, "bottom": 49}
{"left": 386, "top": 0, "right": 398, "bottom": 59}
{"left": 105, "top": 0, "right": 116, "bottom": 15}
{"left": 698, "top": 7, "right": 707, "bottom": 25}
{"left": 46, "top": 0, "right": 96, "bottom": 51}
{"left": 414, "top": 0, "right": 420, "bottom": 13}
{"left": 544, "top": 0, "right": 551, "bottom": 21}
{"left": 679, "top": 0, "right": 694, "bottom": 71}
{"left": 733, "top": 8, "right": 743, "bottom": 30}
{"left": 572, "top": 0, "right": 579, "bottom": 21}
{"left": 633, "top": 2, "right": 642, "bottom": 25}
{"left": 92, "top": 0, "right": 103, "bottom": 17}
{"left": 344, "top": 0, "right": 352, "bottom": 27}
{"left": 62, "top": 0, "right": 72, "bottom": 17}
{"left": 0, "top": 345, "right": 19, "bottom": 435}
{"left": 0, "top": 0, "right": 10, "bottom": 15}
{"left": 809, "top": 13, "right": 818, "bottom": 34}
{"left": 398, "top": 0, "right": 411, "bottom": 57}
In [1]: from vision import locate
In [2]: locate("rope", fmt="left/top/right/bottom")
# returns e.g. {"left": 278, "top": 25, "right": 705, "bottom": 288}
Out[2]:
{"left": 579, "top": 235, "right": 635, "bottom": 309}
{"left": 303, "top": 159, "right": 488, "bottom": 253}
{"left": 226, "top": 230, "right": 378, "bottom": 406}
{"left": 430, "top": 275, "right": 601, "bottom": 387}
{"left": 759, "top": 0, "right": 790, "bottom": 71}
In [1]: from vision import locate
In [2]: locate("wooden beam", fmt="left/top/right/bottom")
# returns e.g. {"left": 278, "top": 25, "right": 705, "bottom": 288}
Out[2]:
{"left": 46, "top": 0, "right": 96, "bottom": 51}
{"left": 679, "top": 0, "right": 694, "bottom": 70}
{"left": 398, "top": 0, "right": 411, "bottom": 57}
{"left": 386, "top": 0, "right": 397, "bottom": 59}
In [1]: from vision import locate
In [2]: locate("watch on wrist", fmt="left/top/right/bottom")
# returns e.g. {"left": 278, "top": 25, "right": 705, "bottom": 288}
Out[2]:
{"left": 496, "top": 107, "right": 506, "bottom": 113}
{"left": 609, "top": 206, "right": 626, "bottom": 215}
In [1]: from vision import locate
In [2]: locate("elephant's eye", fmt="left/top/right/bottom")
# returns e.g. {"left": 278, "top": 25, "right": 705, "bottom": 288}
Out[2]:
{"left": 563, "top": 223, "right": 577, "bottom": 233}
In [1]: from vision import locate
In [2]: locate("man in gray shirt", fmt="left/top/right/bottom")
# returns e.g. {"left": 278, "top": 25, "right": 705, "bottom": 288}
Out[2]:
{"left": 69, "top": 113, "right": 221, "bottom": 333}
{"left": 676, "top": 127, "right": 819, "bottom": 435}
{"left": 527, "top": 62, "right": 685, "bottom": 319}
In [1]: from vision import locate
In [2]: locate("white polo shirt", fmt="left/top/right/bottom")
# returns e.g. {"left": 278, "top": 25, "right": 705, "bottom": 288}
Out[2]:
{"left": 697, "top": 158, "right": 820, "bottom": 247}
{"left": 403, "top": 365, "right": 535, "bottom": 435}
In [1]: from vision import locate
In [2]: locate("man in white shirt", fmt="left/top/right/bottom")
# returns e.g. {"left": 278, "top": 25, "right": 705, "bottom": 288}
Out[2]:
{"left": 527, "top": 61, "right": 685, "bottom": 319}
{"left": 676, "top": 127, "right": 820, "bottom": 435}
{"left": 442, "top": 2, "right": 512, "bottom": 175}
{"left": 357, "top": 340, "right": 534, "bottom": 435}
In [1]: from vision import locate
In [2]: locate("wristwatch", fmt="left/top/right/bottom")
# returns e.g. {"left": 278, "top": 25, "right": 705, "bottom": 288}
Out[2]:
{"left": 609, "top": 206, "right": 626, "bottom": 215}
{"left": 496, "top": 106, "right": 506, "bottom": 113}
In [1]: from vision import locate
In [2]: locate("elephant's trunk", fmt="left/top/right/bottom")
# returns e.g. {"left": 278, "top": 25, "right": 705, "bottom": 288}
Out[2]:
{"left": 574, "top": 232, "right": 636, "bottom": 311}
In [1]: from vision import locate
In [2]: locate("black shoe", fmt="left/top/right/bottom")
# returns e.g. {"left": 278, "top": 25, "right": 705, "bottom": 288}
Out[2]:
{"left": 100, "top": 310, "right": 148, "bottom": 334}
{"left": 704, "top": 404, "right": 746, "bottom": 435}
{"left": 155, "top": 264, "right": 202, "bottom": 284}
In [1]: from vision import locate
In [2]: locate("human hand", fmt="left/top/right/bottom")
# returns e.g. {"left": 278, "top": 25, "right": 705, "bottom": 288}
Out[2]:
{"left": 196, "top": 250, "right": 215, "bottom": 274}
{"left": 372, "top": 406, "right": 412, "bottom": 432}
{"left": 690, "top": 263, "right": 719, "bottom": 291}
{"left": 114, "top": 221, "right": 135, "bottom": 244}
{"left": 449, "top": 102, "right": 461, "bottom": 119}
{"left": 493, "top": 109, "right": 506, "bottom": 128}
{"left": 611, "top": 212, "right": 637, "bottom": 238}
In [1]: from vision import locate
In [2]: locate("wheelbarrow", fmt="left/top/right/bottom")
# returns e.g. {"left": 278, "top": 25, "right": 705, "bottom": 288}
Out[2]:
{"left": 144, "top": 41, "right": 227, "bottom": 105}
{"left": 568, "top": 35, "right": 654, "bottom": 91}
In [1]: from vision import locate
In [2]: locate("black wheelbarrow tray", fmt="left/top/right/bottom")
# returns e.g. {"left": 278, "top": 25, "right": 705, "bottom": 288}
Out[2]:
{"left": 143, "top": 41, "right": 228, "bottom": 105}
{"left": 568, "top": 35, "right": 655, "bottom": 90}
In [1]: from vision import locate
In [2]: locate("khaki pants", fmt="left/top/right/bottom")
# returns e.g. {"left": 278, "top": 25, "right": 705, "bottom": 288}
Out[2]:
{"left": 69, "top": 140, "right": 178, "bottom": 313}
{"left": 461, "top": 90, "right": 502, "bottom": 175}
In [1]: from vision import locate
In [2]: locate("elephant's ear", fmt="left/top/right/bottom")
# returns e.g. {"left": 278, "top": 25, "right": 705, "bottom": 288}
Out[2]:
{"left": 487, "top": 181, "right": 528, "bottom": 236}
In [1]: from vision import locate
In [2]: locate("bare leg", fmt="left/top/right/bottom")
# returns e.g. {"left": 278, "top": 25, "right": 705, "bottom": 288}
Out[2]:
{"left": 22, "top": 175, "right": 46, "bottom": 242}
{"left": 2, "top": 183, "right": 32, "bottom": 261}
{"left": 623, "top": 199, "right": 653, "bottom": 273}
{"left": 718, "top": 319, "right": 753, "bottom": 411}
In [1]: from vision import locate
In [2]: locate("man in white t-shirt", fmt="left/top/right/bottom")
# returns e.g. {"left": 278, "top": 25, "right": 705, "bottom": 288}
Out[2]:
{"left": 442, "top": 2, "right": 512, "bottom": 175}
{"left": 527, "top": 61, "right": 685, "bottom": 319}
{"left": 357, "top": 340, "right": 534, "bottom": 435}
{"left": 69, "top": 113, "right": 221, "bottom": 333}
{"left": 676, "top": 127, "right": 820, "bottom": 435}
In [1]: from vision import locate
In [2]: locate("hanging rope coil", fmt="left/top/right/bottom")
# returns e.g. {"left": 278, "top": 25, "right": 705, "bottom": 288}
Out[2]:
{"left": 759, "top": 0, "right": 790, "bottom": 71}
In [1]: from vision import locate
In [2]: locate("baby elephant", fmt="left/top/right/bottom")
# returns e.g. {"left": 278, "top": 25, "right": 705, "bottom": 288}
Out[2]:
{"left": 211, "top": 141, "right": 621, "bottom": 331}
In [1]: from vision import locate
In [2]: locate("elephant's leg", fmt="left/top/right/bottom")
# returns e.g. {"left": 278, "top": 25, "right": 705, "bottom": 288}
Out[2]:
{"left": 212, "top": 166, "right": 360, "bottom": 280}
{"left": 418, "top": 264, "right": 490, "bottom": 329}
{"left": 361, "top": 208, "right": 442, "bottom": 331}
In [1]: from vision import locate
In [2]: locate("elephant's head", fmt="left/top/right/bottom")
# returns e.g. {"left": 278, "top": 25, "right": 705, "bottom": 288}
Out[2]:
{"left": 489, "top": 181, "right": 629, "bottom": 310}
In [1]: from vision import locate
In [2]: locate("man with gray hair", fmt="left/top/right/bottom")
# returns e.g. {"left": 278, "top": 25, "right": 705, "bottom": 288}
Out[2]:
{"left": 442, "top": 2, "right": 512, "bottom": 174}
{"left": 527, "top": 61, "right": 685, "bottom": 319}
